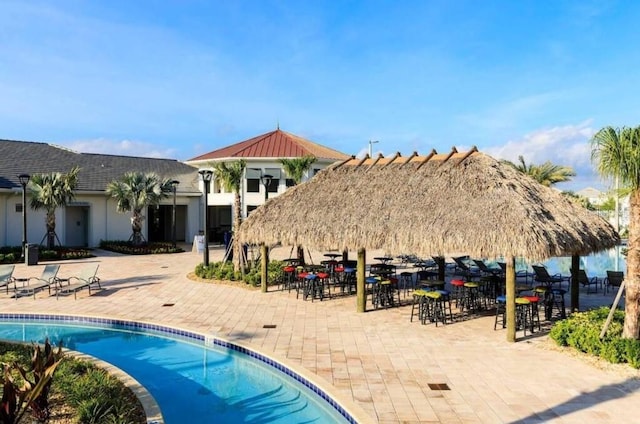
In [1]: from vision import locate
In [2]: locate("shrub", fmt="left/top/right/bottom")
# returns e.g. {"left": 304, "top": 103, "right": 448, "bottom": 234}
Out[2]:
{"left": 99, "top": 240, "right": 183, "bottom": 255}
{"left": 550, "top": 307, "right": 640, "bottom": 369}
{"left": 196, "top": 260, "right": 285, "bottom": 287}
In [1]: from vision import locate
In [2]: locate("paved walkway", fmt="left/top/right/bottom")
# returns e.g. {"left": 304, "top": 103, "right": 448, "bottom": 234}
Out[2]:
{"left": 2, "top": 246, "right": 639, "bottom": 423}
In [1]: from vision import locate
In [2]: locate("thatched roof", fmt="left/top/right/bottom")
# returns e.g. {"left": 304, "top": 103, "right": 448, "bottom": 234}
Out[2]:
{"left": 238, "top": 148, "right": 619, "bottom": 262}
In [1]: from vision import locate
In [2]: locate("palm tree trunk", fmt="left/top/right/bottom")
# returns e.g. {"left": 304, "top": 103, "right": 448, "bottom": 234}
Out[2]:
{"left": 46, "top": 211, "right": 56, "bottom": 249}
{"left": 131, "top": 209, "right": 144, "bottom": 246}
{"left": 623, "top": 189, "right": 640, "bottom": 339}
{"left": 233, "top": 193, "right": 242, "bottom": 272}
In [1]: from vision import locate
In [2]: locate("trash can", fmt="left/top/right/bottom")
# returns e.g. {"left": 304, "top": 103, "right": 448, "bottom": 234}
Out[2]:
{"left": 25, "top": 243, "right": 38, "bottom": 266}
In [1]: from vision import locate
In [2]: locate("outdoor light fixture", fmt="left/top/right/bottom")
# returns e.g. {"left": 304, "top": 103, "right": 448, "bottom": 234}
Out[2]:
{"left": 18, "top": 173, "right": 30, "bottom": 260}
{"left": 368, "top": 140, "right": 379, "bottom": 157}
{"left": 260, "top": 173, "right": 273, "bottom": 201}
{"left": 198, "top": 170, "right": 213, "bottom": 266}
{"left": 170, "top": 180, "right": 180, "bottom": 248}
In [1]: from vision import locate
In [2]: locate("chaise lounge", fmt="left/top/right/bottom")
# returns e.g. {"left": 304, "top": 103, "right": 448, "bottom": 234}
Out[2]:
{"left": 14, "top": 264, "right": 60, "bottom": 299}
{"left": 56, "top": 265, "right": 101, "bottom": 299}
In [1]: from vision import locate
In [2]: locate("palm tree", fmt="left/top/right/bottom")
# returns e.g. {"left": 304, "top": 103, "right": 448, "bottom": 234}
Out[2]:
{"left": 28, "top": 166, "right": 80, "bottom": 248}
{"left": 210, "top": 160, "right": 246, "bottom": 271}
{"left": 503, "top": 156, "right": 576, "bottom": 187}
{"left": 279, "top": 156, "right": 317, "bottom": 264}
{"left": 279, "top": 155, "right": 317, "bottom": 185}
{"left": 106, "top": 172, "right": 173, "bottom": 246}
{"left": 591, "top": 125, "right": 640, "bottom": 339}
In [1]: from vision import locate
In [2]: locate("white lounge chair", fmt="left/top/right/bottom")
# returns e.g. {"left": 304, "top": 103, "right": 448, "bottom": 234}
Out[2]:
{"left": 56, "top": 265, "right": 101, "bottom": 299}
{"left": 0, "top": 265, "right": 15, "bottom": 293}
{"left": 15, "top": 264, "right": 60, "bottom": 299}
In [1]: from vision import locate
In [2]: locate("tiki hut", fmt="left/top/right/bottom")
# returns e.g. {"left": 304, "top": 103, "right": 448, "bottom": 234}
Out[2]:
{"left": 238, "top": 148, "right": 619, "bottom": 341}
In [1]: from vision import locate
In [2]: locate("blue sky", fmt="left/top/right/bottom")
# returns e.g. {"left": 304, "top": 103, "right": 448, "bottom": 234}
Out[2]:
{"left": 2, "top": 0, "right": 639, "bottom": 191}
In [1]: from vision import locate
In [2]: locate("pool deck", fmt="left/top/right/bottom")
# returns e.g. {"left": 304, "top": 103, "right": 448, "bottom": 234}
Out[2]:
{"left": 1, "top": 246, "right": 639, "bottom": 423}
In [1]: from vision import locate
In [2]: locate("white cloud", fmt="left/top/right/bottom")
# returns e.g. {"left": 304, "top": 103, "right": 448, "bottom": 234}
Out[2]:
{"left": 484, "top": 121, "right": 610, "bottom": 191}
{"left": 59, "top": 139, "right": 179, "bottom": 159}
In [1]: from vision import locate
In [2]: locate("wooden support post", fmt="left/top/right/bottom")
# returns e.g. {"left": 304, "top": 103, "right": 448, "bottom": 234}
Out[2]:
{"left": 261, "top": 244, "right": 268, "bottom": 293}
{"left": 571, "top": 255, "right": 580, "bottom": 312}
{"left": 436, "top": 256, "right": 445, "bottom": 281}
{"left": 357, "top": 248, "right": 366, "bottom": 312}
{"left": 506, "top": 256, "right": 516, "bottom": 342}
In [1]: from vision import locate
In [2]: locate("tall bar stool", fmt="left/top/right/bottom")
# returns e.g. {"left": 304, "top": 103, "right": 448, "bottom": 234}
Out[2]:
{"left": 515, "top": 297, "right": 531, "bottom": 336}
{"left": 520, "top": 294, "right": 541, "bottom": 332}
{"left": 282, "top": 266, "right": 296, "bottom": 292}
{"left": 550, "top": 288, "right": 567, "bottom": 319}
{"left": 450, "top": 279, "right": 466, "bottom": 308}
{"left": 295, "top": 270, "right": 309, "bottom": 299}
{"left": 410, "top": 289, "right": 429, "bottom": 323}
{"left": 366, "top": 276, "right": 380, "bottom": 308}
{"left": 460, "top": 281, "right": 481, "bottom": 313}
{"left": 494, "top": 295, "right": 507, "bottom": 330}
{"left": 398, "top": 272, "right": 414, "bottom": 298}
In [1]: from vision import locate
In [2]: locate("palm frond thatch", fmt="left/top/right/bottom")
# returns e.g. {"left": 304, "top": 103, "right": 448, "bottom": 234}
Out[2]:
{"left": 238, "top": 149, "right": 619, "bottom": 262}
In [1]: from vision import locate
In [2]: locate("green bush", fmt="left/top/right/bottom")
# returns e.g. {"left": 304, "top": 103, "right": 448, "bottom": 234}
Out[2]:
{"left": 195, "top": 260, "right": 285, "bottom": 287}
{"left": 99, "top": 240, "right": 183, "bottom": 255}
{"left": 550, "top": 307, "right": 640, "bottom": 368}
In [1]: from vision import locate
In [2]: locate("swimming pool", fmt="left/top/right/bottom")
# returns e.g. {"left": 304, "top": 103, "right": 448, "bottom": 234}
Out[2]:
{"left": 543, "top": 245, "right": 626, "bottom": 278}
{"left": 0, "top": 314, "right": 356, "bottom": 424}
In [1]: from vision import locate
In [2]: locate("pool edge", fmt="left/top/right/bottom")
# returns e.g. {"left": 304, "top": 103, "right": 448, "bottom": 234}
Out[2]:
{"left": 0, "top": 313, "right": 373, "bottom": 424}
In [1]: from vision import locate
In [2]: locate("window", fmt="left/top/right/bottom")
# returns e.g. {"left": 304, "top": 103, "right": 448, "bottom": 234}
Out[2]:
{"left": 264, "top": 168, "right": 281, "bottom": 193}
{"left": 286, "top": 179, "right": 295, "bottom": 188}
{"left": 246, "top": 168, "right": 261, "bottom": 193}
{"left": 247, "top": 205, "right": 258, "bottom": 215}
{"left": 15, "top": 204, "right": 23, "bottom": 213}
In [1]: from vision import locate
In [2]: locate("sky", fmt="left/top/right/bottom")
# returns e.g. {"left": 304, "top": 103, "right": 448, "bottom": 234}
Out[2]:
{"left": 2, "top": 0, "right": 639, "bottom": 192}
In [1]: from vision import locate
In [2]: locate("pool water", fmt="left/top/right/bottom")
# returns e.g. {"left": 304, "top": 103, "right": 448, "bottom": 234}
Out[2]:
{"left": 542, "top": 246, "right": 626, "bottom": 278}
{"left": 0, "top": 320, "right": 349, "bottom": 424}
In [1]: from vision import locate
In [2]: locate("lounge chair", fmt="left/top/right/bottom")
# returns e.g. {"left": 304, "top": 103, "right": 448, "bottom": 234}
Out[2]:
{"left": 452, "top": 256, "right": 481, "bottom": 280}
{"left": 473, "top": 259, "right": 503, "bottom": 277}
{"left": 0, "top": 265, "right": 15, "bottom": 293}
{"left": 531, "top": 265, "right": 568, "bottom": 288}
{"left": 14, "top": 264, "right": 60, "bottom": 299}
{"left": 605, "top": 270, "right": 624, "bottom": 294}
{"left": 574, "top": 269, "right": 601, "bottom": 294}
{"left": 56, "top": 265, "right": 101, "bottom": 299}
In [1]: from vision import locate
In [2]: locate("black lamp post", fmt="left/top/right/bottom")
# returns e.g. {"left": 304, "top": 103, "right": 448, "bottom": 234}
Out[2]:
{"left": 170, "top": 180, "right": 180, "bottom": 248}
{"left": 198, "top": 170, "right": 213, "bottom": 266}
{"left": 260, "top": 173, "right": 273, "bottom": 201}
{"left": 18, "top": 173, "right": 30, "bottom": 260}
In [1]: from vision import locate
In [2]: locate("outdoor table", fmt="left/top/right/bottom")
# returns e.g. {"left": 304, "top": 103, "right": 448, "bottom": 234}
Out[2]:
{"left": 419, "top": 280, "right": 445, "bottom": 291}
{"left": 324, "top": 253, "right": 341, "bottom": 259}
{"left": 374, "top": 256, "right": 393, "bottom": 264}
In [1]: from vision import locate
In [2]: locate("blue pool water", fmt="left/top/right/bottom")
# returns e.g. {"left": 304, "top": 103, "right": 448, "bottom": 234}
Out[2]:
{"left": 542, "top": 246, "right": 626, "bottom": 278}
{"left": 0, "top": 317, "right": 351, "bottom": 424}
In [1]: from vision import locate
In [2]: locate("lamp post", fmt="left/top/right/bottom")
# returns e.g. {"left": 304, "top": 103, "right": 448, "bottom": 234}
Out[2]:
{"left": 18, "top": 174, "right": 30, "bottom": 260}
{"left": 198, "top": 170, "right": 213, "bottom": 266}
{"left": 170, "top": 180, "right": 180, "bottom": 248}
{"left": 260, "top": 173, "right": 273, "bottom": 201}
{"left": 368, "top": 140, "right": 379, "bottom": 157}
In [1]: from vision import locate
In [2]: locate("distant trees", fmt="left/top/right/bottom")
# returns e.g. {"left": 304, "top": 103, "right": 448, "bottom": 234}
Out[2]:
{"left": 591, "top": 125, "right": 640, "bottom": 339}
{"left": 502, "top": 156, "right": 575, "bottom": 187}
{"left": 279, "top": 156, "right": 317, "bottom": 185}
{"left": 28, "top": 166, "right": 80, "bottom": 248}
{"left": 106, "top": 172, "right": 173, "bottom": 246}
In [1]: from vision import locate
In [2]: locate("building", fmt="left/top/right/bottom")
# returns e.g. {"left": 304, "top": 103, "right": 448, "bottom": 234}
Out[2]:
{"left": 576, "top": 187, "right": 630, "bottom": 233}
{"left": 0, "top": 139, "right": 202, "bottom": 248}
{"left": 185, "top": 128, "right": 350, "bottom": 243}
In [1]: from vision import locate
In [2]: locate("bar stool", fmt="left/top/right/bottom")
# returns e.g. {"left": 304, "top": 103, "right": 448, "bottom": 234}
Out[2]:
{"left": 282, "top": 266, "right": 296, "bottom": 292}
{"left": 550, "top": 288, "right": 567, "bottom": 319}
{"left": 494, "top": 295, "right": 506, "bottom": 330}
{"left": 342, "top": 267, "right": 356, "bottom": 294}
{"left": 398, "top": 272, "right": 414, "bottom": 298}
{"left": 295, "top": 271, "right": 309, "bottom": 299}
{"left": 366, "top": 276, "right": 380, "bottom": 308}
{"left": 316, "top": 271, "right": 330, "bottom": 300}
{"left": 410, "top": 289, "right": 429, "bottom": 323}
{"left": 515, "top": 297, "right": 531, "bottom": 336}
{"left": 436, "top": 289, "right": 453, "bottom": 324}
{"left": 303, "top": 273, "right": 318, "bottom": 301}
{"left": 450, "top": 279, "right": 465, "bottom": 308}
{"left": 521, "top": 294, "right": 541, "bottom": 332}
{"left": 460, "top": 282, "right": 481, "bottom": 313}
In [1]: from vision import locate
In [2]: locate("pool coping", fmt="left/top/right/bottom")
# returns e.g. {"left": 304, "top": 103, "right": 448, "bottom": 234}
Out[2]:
{"left": 0, "top": 313, "right": 373, "bottom": 424}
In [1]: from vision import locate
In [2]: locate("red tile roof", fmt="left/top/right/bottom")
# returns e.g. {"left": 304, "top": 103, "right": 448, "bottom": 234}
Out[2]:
{"left": 188, "top": 129, "right": 350, "bottom": 161}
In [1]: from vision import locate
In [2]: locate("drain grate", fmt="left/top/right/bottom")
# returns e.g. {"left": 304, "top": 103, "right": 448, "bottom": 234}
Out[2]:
{"left": 428, "top": 383, "right": 450, "bottom": 391}
{"left": 263, "top": 324, "right": 277, "bottom": 329}
{"left": 162, "top": 303, "right": 175, "bottom": 307}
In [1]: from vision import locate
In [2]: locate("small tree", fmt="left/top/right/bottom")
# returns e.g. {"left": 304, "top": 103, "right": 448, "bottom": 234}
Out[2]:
{"left": 106, "top": 172, "right": 173, "bottom": 246}
{"left": 591, "top": 125, "right": 640, "bottom": 339}
{"left": 279, "top": 156, "right": 317, "bottom": 264}
{"left": 502, "top": 156, "right": 575, "bottom": 187}
{"left": 210, "top": 160, "right": 246, "bottom": 272}
{"left": 28, "top": 166, "right": 80, "bottom": 248}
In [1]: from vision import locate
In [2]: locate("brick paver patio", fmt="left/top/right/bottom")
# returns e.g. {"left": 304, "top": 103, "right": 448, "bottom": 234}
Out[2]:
{"left": 1, "top": 246, "right": 638, "bottom": 423}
